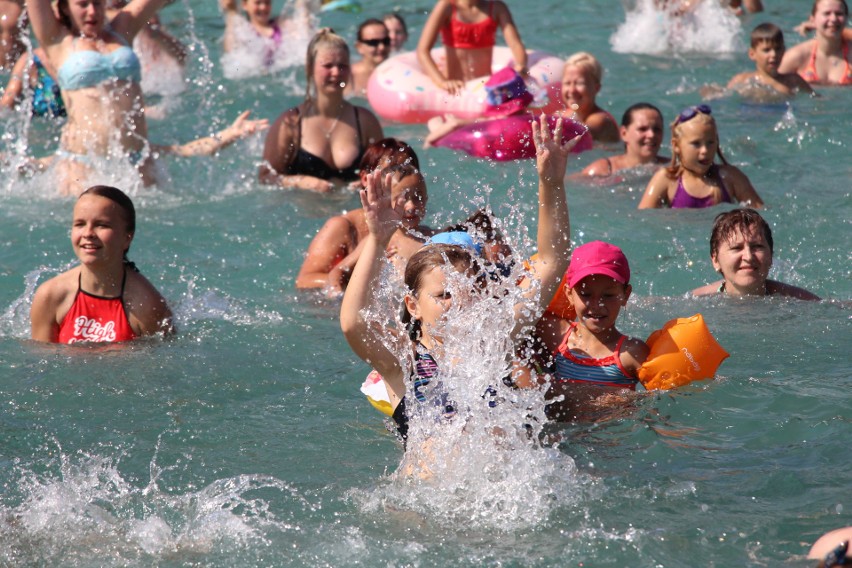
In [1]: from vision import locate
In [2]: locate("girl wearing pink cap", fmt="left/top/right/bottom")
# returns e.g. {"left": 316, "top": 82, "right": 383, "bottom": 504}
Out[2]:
{"left": 538, "top": 241, "right": 650, "bottom": 421}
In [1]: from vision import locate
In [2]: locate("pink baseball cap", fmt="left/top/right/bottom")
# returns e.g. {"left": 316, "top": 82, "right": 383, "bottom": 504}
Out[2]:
{"left": 566, "top": 241, "right": 630, "bottom": 288}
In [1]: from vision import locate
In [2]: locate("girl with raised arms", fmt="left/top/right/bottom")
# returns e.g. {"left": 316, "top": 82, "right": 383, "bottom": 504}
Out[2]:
{"left": 340, "top": 116, "right": 582, "bottom": 442}
{"left": 26, "top": 0, "right": 169, "bottom": 196}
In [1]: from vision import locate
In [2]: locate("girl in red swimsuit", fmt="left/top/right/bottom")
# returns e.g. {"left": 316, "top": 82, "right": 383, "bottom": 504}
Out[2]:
{"left": 30, "top": 185, "right": 174, "bottom": 343}
{"left": 416, "top": 0, "right": 528, "bottom": 94}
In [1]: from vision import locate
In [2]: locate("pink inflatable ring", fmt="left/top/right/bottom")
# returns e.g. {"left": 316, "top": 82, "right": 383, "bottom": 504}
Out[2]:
{"left": 367, "top": 47, "right": 565, "bottom": 124}
{"left": 433, "top": 113, "right": 592, "bottom": 161}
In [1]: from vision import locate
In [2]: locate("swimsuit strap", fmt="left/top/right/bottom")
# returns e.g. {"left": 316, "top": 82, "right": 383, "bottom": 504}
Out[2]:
{"left": 709, "top": 164, "right": 732, "bottom": 203}
{"left": 296, "top": 105, "right": 303, "bottom": 147}
{"left": 270, "top": 20, "right": 282, "bottom": 44}
{"left": 354, "top": 106, "right": 363, "bottom": 148}
{"left": 557, "top": 321, "right": 629, "bottom": 374}
{"left": 119, "top": 266, "right": 127, "bottom": 297}
{"left": 77, "top": 267, "right": 128, "bottom": 298}
{"left": 604, "top": 157, "right": 613, "bottom": 176}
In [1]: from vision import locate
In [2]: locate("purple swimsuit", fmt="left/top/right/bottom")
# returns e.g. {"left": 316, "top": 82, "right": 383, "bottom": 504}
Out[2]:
{"left": 670, "top": 165, "right": 732, "bottom": 209}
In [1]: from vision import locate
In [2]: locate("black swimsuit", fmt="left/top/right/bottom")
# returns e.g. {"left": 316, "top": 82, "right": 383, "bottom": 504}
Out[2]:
{"left": 286, "top": 106, "right": 365, "bottom": 182}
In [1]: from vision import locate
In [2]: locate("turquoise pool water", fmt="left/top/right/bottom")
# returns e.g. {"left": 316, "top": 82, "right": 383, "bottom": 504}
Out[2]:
{"left": 0, "top": 0, "right": 849, "bottom": 565}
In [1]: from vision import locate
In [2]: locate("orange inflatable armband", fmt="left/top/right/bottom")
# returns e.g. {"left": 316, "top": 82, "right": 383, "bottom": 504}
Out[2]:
{"left": 638, "top": 314, "right": 729, "bottom": 391}
{"left": 525, "top": 254, "right": 577, "bottom": 321}
{"left": 361, "top": 370, "right": 394, "bottom": 416}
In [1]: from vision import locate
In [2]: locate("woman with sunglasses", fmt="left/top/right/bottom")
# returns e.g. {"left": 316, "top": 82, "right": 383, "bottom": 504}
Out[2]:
{"left": 259, "top": 28, "right": 383, "bottom": 193}
{"left": 638, "top": 104, "right": 763, "bottom": 209}
{"left": 346, "top": 18, "right": 391, "bottom": 97}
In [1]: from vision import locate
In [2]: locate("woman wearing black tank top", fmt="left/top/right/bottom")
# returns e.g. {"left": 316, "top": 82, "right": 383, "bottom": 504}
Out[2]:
{"left": 259, "top": 28, "right": 383, "bottom": 193}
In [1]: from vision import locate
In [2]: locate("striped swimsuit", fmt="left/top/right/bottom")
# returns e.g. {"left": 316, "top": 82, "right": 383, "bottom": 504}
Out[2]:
{"left": 552, "top": 323, "right": 638, "bottom": 390}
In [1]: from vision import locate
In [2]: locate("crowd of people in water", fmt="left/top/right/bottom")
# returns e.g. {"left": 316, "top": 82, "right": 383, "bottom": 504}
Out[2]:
{"left": 1, "top": 0, "right": 848, "bottom": 561}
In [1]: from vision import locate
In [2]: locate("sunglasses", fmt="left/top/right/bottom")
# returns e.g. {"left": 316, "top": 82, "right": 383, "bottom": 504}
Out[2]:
{"left": 359, "top": 37, "right": 391, "bottom": 47}
{"left": 675, "top": 104, "right": 712, "bottom": 125}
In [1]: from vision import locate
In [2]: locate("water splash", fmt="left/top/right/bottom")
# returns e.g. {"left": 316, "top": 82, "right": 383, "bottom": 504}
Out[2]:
{"left": 356, "top": 223, "right": 586, "bottom": 530}
{"left": 0, "top": 442, "right": 311, "bottom": 566}
{"left": 612, "top": 0, "right": 743, "bottom": 55}
{"left": 220, "top": 0, "right": 318, "bottom": 80}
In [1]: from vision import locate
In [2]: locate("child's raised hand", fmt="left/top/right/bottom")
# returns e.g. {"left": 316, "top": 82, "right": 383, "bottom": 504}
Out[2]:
{"left": 360, "top": 170, "right": 401, "bottom": 242}
{"left": 532, "top": 114, "right": 587, "bottom": 185}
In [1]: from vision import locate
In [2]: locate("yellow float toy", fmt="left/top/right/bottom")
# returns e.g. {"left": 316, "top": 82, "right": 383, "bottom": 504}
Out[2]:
{"left": 638, "top": 314, "right": 729, "bottom": 390}
{"left": 360, "top": 370, "right": 394, "bottom": 416}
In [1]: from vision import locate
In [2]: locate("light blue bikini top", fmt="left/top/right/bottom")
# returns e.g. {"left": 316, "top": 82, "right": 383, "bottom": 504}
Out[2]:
{"left": 57, "top": 36, "right": 142, "bottom": 91}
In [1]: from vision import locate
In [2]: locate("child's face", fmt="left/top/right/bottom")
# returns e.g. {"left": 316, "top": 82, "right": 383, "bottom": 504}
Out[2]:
{"left": 384, "top": 17, "right": 407, "bottom": 50}
{"left": 391, "top": 174, "right": 428, "bottom": 230}
{"left": 568, "top": 275, "right": 630, "bottom": 335}
{"left": 749, "top": 41, "right": 785, "bottom": 76}
{"left": 560, "top": 65, "right": 599, "bottom": 113}
{"left": 711, "top": 225, "right": 773, "bottom": 295}
{"left": 621, "top": 109, "right": 664, "bottom": 162}
{"left": 674, "top": 119, "right": 718, "bottom": 175}
{"left": 405, "top": 265, "right": 473, "bottom": 343}
{"left": 71, "top": 194, "right": 133, "bottom": 268}
{"left": 243, "top": 0, "right": 272, "bottom": 23}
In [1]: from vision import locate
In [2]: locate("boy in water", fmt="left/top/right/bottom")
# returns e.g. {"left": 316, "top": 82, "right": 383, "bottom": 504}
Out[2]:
{"left": 726, "top": 23, "right": 815, "bottom": 98}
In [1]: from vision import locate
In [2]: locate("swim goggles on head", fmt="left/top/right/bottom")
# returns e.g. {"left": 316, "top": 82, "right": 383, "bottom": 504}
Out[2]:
{"left": 359, "top": 37, "right": 391, "bottom": 47}
{"left": 675, "top": 104, "right": 712, "bottom": 125}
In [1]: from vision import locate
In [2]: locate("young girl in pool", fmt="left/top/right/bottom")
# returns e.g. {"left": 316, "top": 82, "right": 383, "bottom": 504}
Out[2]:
{"left": 416, "top": 0, "right": 528, "bottom": 94}
{"left": 691, "top": 208, "right": 821, "bottom": 300}
{"left": 383, "top": 12, "right": 409, "bottom": 52}
{"left": 535, "top": 241, "right": 650, "bottom": 422}
{"left": 220, "top": 0, "right": 315, "bottom": 77}
{"left": 638, "top": 104, "right": 764, "bottom": 209}
{"left": 296, "top": 157, "right": 432, "bottom": 295}
{"left": 30, "top": 185, "right": 174, "bottom": 343}
{"left": 340, "top": 116, "right": 581, "bottom": 442}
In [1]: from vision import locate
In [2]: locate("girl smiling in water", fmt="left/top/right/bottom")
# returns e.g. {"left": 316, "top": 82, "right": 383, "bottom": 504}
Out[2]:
{"left": 638, "top": 104, "right": 764, "bottom": 209}
{"left": 30, "top": 186, "right": 174, "bottom": 343}
{"left": 221, "top": 0, "right": 315, "bottom": 76}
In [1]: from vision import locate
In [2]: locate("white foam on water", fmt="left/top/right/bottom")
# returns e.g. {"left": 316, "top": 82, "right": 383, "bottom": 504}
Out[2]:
{"left": 353, "top": 215, "right": 589, "bottom": 531}
{"left": 612, "top": 0, "right": 744, "bottom": 55}
{"left": 0, "top": 441, "right": 311, "bottom": 565}
{"left": 221, "top": 0, "right": 317, "bottom": 80}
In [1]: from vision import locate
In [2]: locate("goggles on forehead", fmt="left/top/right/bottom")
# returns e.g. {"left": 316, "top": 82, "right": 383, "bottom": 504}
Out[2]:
{"left": 675, "top": 104, "right": 712, "bottom": 125}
